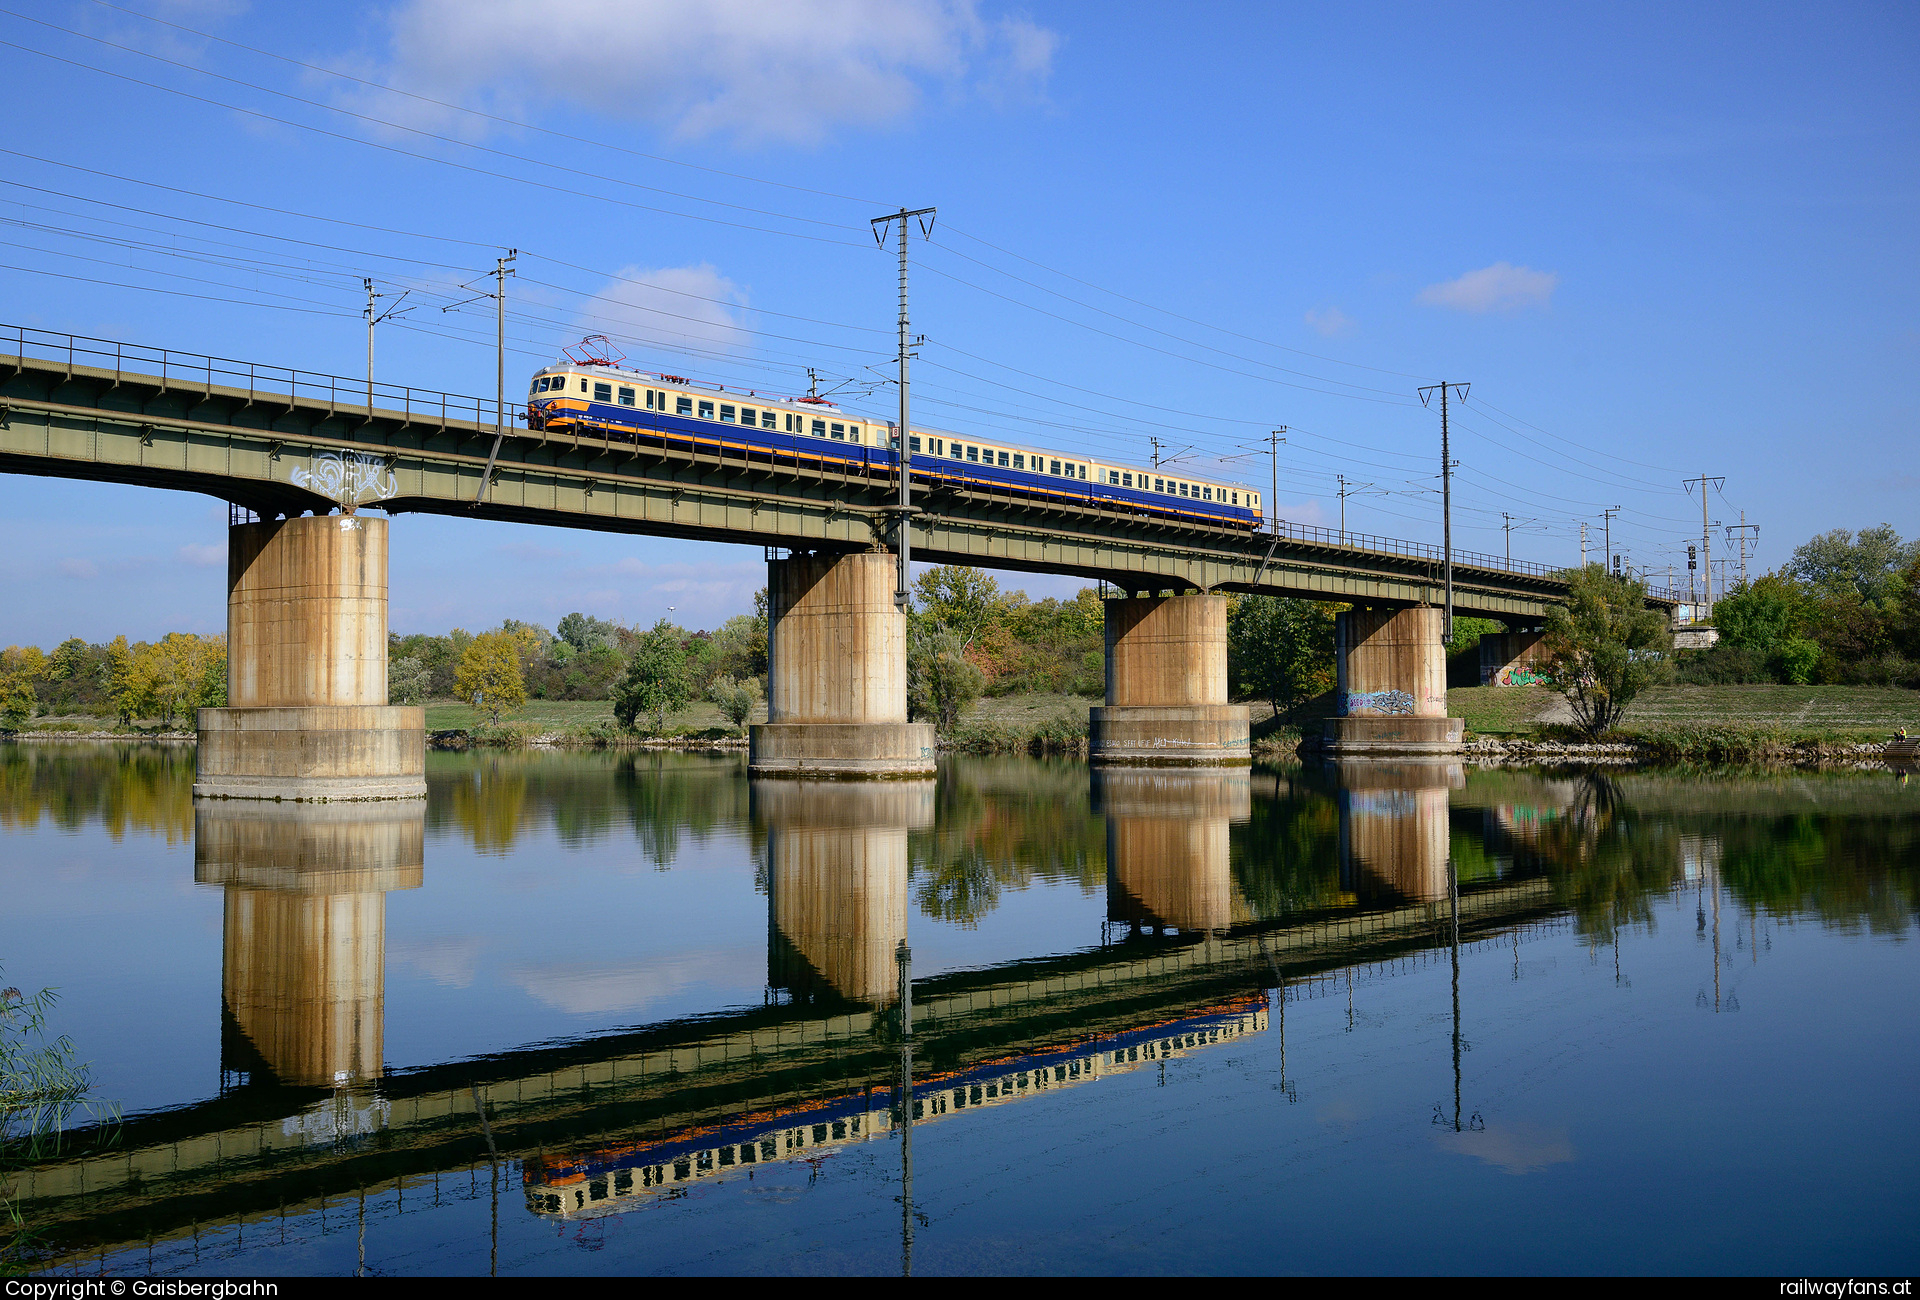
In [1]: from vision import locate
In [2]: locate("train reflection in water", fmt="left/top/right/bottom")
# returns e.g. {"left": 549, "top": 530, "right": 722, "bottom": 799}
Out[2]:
{"left": 522, "top": 997, "right": 1267, "bottom": 1219}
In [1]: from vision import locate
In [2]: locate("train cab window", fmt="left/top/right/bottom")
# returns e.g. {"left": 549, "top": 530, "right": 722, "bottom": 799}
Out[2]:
{"left": 830, "top": 423, "right": 844, "bottom": 440}
{"left": 593, "top": 382, "right": 612, "bottom": 402}
{"left": 738, "top": 406, "right": 755, "bottom": 426}
{"left": 762, "top": 410, "right": 777, "bottom": 429}
{"left": 1013, "top": 454, "right": 1025, "bottom": 470}
{"left": 811, "top": 419, "right": 827, "bottom": 437}
{"left": 720, "top": 404, "right": 736, "bottom": 423}
{"left": 698, "top": 400, "right": 715, "bottom": 419}
{"left": 619, "top": 387, "right": 635, "bottom": 406}
{"left": 530, "top": 378, "right": 542, "bottom": 394}
{"left": 676, "top": 396, "right": 693, "bottom": 416}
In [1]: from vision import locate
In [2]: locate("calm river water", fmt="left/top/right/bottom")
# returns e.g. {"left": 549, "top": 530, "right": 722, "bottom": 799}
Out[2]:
{"left": 3, "top": 743, "right": 1916, "bottom": 1276}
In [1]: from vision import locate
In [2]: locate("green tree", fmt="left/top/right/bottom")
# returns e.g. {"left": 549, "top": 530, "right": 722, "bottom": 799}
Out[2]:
{"left": 913, "top": 566, "right": 1006, "bottom": 647}
{"left": 103, "top": 635, "right": 136, "bottom": 727}
{"left": 1228, "top": 596, "right": 1338, "bottom": 719}
{"left": 1713, "top": 574, "right": 1806, "bottom": 663}
{"left": 556, "top": 611, "right": 623, "bottom": 653}
{"left": 612, "top": 620, "right": 693, "bottom": 732}
{"left": 1785, "top": 524, "right": 1916, "bottom": 606}
{"left": 908, "top": 623, "right": 985, "bottom": 728}
{"left": 0, "top": 647, "right": 44, "bottom": 728}
{"left": 388, "top": 654, "right": 431, "bottom": 706}
{"left": 1541, "top": 565, "right": 1674, "bottom": 739}
{"left": 708, "top": 674, "right": 761, "bottom": 734}
{"left": 453, "top": 631, "right": 528, "bottom": 724}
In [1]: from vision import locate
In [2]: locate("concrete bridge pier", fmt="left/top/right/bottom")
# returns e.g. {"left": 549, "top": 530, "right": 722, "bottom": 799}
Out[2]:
{"left": 749, "top": 552, "right": 936, "bottom": 777}
{"left": 1324, "top": 607, "right": 1464, "bottom": 756}
{"left": 1089, "top": 593, "right": 1250, "bottom": 766}
{"left": 195, "top": 514, "right": 425, "bottom": 800}
{"left": 1095, "top": 768, "right": 1253, "bottom": 935}
{"left": 755, "top": 779, "right": 932, "bottom": 1004}
{"left": 1479, "top": 628, "right": 1550, "bottom": 686}
{"left": 1335, "top": 760, "right": 1464, "bottom": 903}
{"left": 194, "top": 800, "right": 424, "bottom": 1088}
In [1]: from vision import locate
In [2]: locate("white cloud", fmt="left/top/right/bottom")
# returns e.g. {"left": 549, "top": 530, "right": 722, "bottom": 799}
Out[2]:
{"left": 1418, "top": 262, "right": 1559, "bottom": 313}
{"left": 355, "top": 0, "right": 1058, "bottom": 145}
{"left": 57, "top": 558, "right": 99, "bottom": 580}
{"left": 1432, "top": 1119, "right": 1575, "bottom": 1174}
{"left": 178, "top": 543, "right": 226, "bottom": 567}
{"left": 509, "top": 947, "right": 756, "bottom": 1015}
{"left": 1304, "top": 305, "right": 1355, "bottom": 337}
{"left": 581, "top": 263, "right": 750, "bottom": 360}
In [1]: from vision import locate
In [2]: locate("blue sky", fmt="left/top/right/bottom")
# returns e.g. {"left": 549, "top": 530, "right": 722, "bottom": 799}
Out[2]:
{"left": 1, "top": 0, "right": 1913, "bottom": 645}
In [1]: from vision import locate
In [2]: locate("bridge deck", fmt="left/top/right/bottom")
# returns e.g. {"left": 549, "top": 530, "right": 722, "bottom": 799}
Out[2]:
{"left": 0, "top": 328, "right": 1682, "bottom": 618}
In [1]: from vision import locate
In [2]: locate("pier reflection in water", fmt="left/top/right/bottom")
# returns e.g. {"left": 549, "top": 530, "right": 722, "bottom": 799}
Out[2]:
{"left": 1336, "top": 759, "right": 1465, "bottom": 903}
{"left": 755, "top": 779, "right": 932, "bottom": 1006}
{"left": 1094, "top": 768, "right": 1252, "bottom": 935}
{"left": 194, "top": 800, "right": 423, "bottom": 1091}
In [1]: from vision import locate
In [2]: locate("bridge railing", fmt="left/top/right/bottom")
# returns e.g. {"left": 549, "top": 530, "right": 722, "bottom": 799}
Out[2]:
{"left": 1, "top": 321, "right": 516, "bottom": 431}
{"left": 1263, "top": 517, "right": 1569, "bottom": 581}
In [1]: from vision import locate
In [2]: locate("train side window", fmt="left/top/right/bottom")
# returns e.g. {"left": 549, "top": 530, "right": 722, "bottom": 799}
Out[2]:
{"left": 695, "top": 400, "right": 712, "bottom": 419}
{"left": 739, "top": 406, "right": 755, "bottom": 425}
{"left": 1012, "top": 454, "right": 1025, "bottom": 470}
{"left": 644, "top": 390, "right": 655, "bottom": 409}
{"left": 619, "top": 387, "right": 635, "bottom": 406}
{"left": 1202, "top": 485, "right": 1212, "bottom": 500}
{"left": 1045, "top": 459, "right": 1057, "bottom": 475}
{"left": 1077, "top": 464, "right": 1087, "bottom": 480}
{"left": 677, "top": 396, "right": 693, "bottom": 416}
{"left": 579, "top": 378, "right": 588, "bottom": 392}
{"left": 593, "top": 382, "right": 612, "bottom": 402}
{"left": 996, "top": 450, "right": 1009, "bottom": 467}
{"left": 830, "top": 423, "right": 844, "bottom": 440}
{"left": 1123, "top": 473, "right": 1132, "bottom": 487}
{"left": 909, "top": 435, "right": 922, "bottom": 453}
{"left": 1154, "top": 478, "right": 1164, "bottom": 492}
{"left": 1231, "top": 492, "right": 1238, "bottom": 505}
{"left": 762, "top": 410, "right": 776, "bottom": 429}
{"left": 720, "top": 404, "right": 736, "bottom": 423}
{"left": 811, "top": 419, "right": 827, "bottom": 437}
{"left": 950, "top": 442, "right": 962, "bottom": 459}
{"left": 966, "top": 445, "right": 978, "bottom": 462}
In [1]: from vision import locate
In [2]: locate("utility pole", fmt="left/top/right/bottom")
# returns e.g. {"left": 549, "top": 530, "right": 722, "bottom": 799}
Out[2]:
{"left": 872, "top": 206, "right": 936, "bottom": 608}
{"left": 453, "top": 251, "right": 516, "bottom": 506}
{"left": 1265, "top": 428, "right": 1285, "bottom": 537}
{"left": 1683, "top": 473, "right": 1724, "bottom": 616}
{"left": 1417, "top": 381, "right": 1468, "bottom": 641}
{"left": 1336, "top": 474, "right": 1374, "bottom": 545}
{"left": 1501, "top": 513, "right": 1536, "bottom": 568}
{"left": 1578, "top": 520, "right": 1589, "bottom": 567}
{"left": 1726, "top": 510, "right": 1760, "bottom": 590}
{"left": 363, "top": 278, "right": 412, "bottom": 415}
{"left": 1599, "top": 506, "right": 1621, "bottom": 575}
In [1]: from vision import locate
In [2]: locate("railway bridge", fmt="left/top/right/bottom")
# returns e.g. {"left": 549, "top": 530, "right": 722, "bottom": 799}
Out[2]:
{"left": 0, "top": 325, "right": 1676, "bottom": 788}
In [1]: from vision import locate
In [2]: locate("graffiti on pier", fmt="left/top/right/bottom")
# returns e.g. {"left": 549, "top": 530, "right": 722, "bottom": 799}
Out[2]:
{"left": 291, "top": 451, "right": 397, "bottom": 511}
{"left": 1346, "top": 689, "right": 1415, "bottom": 716}
{"left": 1486, "top": 666, "right": 1552, "bottom": 688}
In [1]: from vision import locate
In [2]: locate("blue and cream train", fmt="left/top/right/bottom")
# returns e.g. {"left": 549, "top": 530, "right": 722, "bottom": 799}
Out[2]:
{"left": 526, "top": 351, "right": 1262, "bottom": 530}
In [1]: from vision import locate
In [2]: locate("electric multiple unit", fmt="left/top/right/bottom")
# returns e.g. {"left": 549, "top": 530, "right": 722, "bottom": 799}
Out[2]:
{"left": 526, "top": 350, "right": 1262, "bottom": 530}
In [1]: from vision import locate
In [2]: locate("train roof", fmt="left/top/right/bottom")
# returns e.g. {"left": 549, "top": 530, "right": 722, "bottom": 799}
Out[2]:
{"left": 538, "top": 359, "right": 847, "bottom": 414}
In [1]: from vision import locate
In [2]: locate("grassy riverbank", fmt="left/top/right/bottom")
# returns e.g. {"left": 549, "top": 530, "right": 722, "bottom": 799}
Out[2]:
{"left": 10, "top": 685, "right": 1913, "bottom": 760}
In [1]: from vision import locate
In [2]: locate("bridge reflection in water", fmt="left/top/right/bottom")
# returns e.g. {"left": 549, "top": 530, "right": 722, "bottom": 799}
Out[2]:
{"left": 9, "top": 759, "right": 1573, "bottom": 1269}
